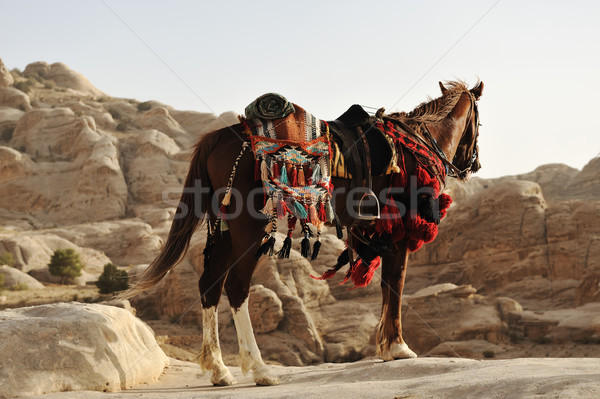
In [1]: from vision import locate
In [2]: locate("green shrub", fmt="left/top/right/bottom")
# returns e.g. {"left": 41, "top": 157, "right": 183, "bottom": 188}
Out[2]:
{"left": 0, "top": 251, "right": 15, "bottom": 267}
{"left": 48, "top": 248, "right": 84, "bottom": 284}
{"left": 95, "top": 263, "right": 129, "bottom": 294}
{"left": 137, "top": 101, "right": 152, "bottom": 112}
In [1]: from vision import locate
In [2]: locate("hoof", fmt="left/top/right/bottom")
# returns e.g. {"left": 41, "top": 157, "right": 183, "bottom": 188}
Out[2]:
{"left": 211, "top": 369, "right": 236, "bottom": 386}
{"left": 254, "top": 366, "right": 279, "bottom": 386}
{"left": 380, "top": 342, "right": 417, "bottom": 361}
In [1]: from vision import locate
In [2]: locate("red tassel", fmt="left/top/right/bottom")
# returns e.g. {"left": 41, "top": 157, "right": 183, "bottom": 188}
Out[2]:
{"left": 408, "top": 239, "right": 423, "bottom": 252}
{"left": 376, "top": 197, "right": 401, "bottom": 234}
{"left": 273, "top": 162, "right": 280, "bottom": 179}
{"left": 291, "top": 166, "right": 298, "bottom": 187}
{"left": 310, "top": 268, "right": 338, "bottom": 281}
{"left": 391, "top": 223, "right": 405, "bottom": 242}
{"left": 350, "top": 256, "right": 381, "bottom": 287}
{"left": 318, "top": 201, "right": 326, "bottom": 221}
{"left": 288, "top": 216, "right": 297, "bottom": 231}
{"left": 307, "top": 166, "right": 313, "bottom": 184}
{"left": 392, "top": 169, "right": 407, "bottom": 188}
{"left": 438, "top": 193, "right": 452, "bottom": 219}
{"left": 254, "top": 159, "right": 260, "bottom": 181}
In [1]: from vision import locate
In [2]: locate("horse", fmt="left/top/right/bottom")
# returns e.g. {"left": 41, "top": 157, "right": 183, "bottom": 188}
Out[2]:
{"left": 124, "top": 80, "right": 483, "bottom": 386}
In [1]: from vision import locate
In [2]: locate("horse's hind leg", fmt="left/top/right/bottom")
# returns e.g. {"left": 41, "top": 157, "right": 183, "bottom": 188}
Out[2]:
{"left": 377, "top": 241, "right": 417, "bottom": 360}
{"left": 224, "top": 233, "right": 279, "bottom": 386}
{"left": 198, "top": 233, "right": 236, "bottom": 386}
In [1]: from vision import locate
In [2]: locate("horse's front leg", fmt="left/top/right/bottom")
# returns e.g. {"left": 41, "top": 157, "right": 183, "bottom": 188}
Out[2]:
{"left": 377, "top": 241, "right": 417, "bottom": 360}
{"left": 225, "top": 226, "right": 279, "bottom": 386}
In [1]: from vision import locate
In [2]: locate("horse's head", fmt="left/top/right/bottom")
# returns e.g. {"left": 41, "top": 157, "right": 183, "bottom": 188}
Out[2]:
{"left": 444, "top": 81, "right": 483, "bottom": 181}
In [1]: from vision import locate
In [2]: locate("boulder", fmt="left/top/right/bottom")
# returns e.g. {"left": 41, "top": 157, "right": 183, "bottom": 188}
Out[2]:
{"left": 24, "top": 61, "right": 104, "bottom": 96}
{"left": 0, "top": 58, "right": 14, "bottom": 87}
{"left": 426, "top": 339, "right": 507, "bottom": 358}
{"left": 0, "top": 87, "right": 31, "bottom": 111}
{"left": 248, "top": 284, "right": 284, "bottom": 333}
{"left": 0, "top": 106, "right": 24, "bottom": 140}
{"left": 0, "top": 265, "right": 45, "bottom": 289}
{"left": 0, "top": 303, "right": 169, "bottom": 396}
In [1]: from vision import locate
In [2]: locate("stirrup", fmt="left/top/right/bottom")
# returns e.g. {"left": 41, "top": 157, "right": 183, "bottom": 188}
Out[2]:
{"left": 357, "top": 190, "right": 380, "bottom": 220}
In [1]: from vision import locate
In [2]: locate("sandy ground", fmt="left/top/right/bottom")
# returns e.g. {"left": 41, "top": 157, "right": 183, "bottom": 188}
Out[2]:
{"left": 31, "top": 357, "right": 600, "bottom": 399}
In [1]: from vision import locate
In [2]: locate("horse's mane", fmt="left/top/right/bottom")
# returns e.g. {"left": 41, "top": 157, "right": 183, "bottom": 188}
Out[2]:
{"left": 387, "top": 80, "right": 470, "bottom": 125}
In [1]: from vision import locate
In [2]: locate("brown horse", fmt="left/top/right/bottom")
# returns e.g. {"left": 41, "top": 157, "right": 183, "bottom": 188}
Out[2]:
{"left": 124, "top": 80, "right": 483, "bottom": 386}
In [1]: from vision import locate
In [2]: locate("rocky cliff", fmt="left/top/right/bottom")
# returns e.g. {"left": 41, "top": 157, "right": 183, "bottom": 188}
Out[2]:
{"left": 1, "top": 57, "right": 599, "bottom": 368}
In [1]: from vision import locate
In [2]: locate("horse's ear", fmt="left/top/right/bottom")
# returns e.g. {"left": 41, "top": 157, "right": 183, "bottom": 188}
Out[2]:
{"left": 470, "top": 81, "right": 484, "bottom": 99}
{"left": 439, "top": 81, "right": 448, "bottom": 94}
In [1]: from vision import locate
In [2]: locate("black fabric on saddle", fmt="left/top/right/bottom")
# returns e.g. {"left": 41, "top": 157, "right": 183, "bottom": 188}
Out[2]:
{"left": 328, "top": 104, "right": 393, "bottom": 179}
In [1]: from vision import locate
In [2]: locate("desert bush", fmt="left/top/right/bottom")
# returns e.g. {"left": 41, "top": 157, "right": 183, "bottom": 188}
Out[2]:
{"left": 0, "top": 251, "right": 15, "bottom": 267}
{"left": 108, "top": 108, "right": 121, "bottom": 120}
{"left": 1, "top": 126, "right": 15, "bottom": 142}
{"left": 137, "top": 101, "right": 152, "bottom": 112}
{"left": 95, "top": 263, "right": 129, "bottom": 294}
{"left": 482, "top": 350, "right": 495, "bottom": 358}
{"left": 14, "top": 80, "right": 32, "bottom": 94}
{"left": 9, "top": 282, "right": 28, "bottom": 291}
{"left": 48, "top": 248, "right": 84, "bottom": 284}
{"left": 116, "top": 121, "right": 129, "bottom": 132}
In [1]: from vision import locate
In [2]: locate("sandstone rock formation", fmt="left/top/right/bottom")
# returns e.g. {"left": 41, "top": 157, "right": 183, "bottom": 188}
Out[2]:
{"left": 24, "top": 61, "right": 104, "bottom": 96}
{"left": 0, "top": 58, "right": 14, "bottom": 87}
{"left": 0, "top": 264, "right": 45, "bottom": 289}
{"left": 0, "top": 302, "right": 169, "bottom": 397}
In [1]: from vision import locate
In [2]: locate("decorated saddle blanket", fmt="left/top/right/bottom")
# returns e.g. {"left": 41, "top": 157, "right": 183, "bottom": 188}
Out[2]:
{"left": 241, "top": 93, "right": 336, "bottom": 261}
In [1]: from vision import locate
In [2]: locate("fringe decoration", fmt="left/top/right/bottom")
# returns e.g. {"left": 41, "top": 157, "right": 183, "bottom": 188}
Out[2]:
{"left": 438, "top": 193, "right": 452, "bottom": 219}
{"left": 301, "top": 237, "right": 311, "bottom": 258}
{"left": 311, "top": 240, "right": 321, "bottom": 261}
{"left": 220, "top": 219, "right": 229, "bottom": 232}
{"left": 280, "top": 164, "right": 288, "bottom": 184}
{"left": 311, "top": 249, "right": 349, "bottom": 280}
{"left": 222, "top": 191, "right": 232, "bottom": 207}
{"left": 272, "top": 161, "right": 280, "bottom": 179}
{"left": 291, "top": 166, "right": 298, "bottom": 187}
{"left": 310, "top": 163, "right": 321, "bottom": 183}
{"left": 349, "top": 256, "right": 381, "bottom": 287}
{"left": 277, "top": 235, "right": 292, "bottom": 259}
{"left": 260, "top": 159, "right": 269, "bottom": 181}
{"left": 307, "top": 166, "right": 313, "bottom": 183}
{"left": 309, "top": 204, "right": 318, "bottom": 224}
{"left": 255, "top": 236, "right": 276, "bottom": 259}
{"left": 261, "top": 197, "right": 274, "bottom": 215}
{"left": 376, "top": 197, "right": 401, "bottom": 235}
{"left": 318, "top": 200, "right": 326, "bottom": 222}
{"left": 325, "top": 200, "right": 335, "bottom": 222}
{"left": 298, "top": 166, "right": 306, "bottom": 186}
{"left": 254, "top": 158, "right": 261, "bottom": 181}
{"left": 292, "top": 200, "right": 308, "bottom": 220}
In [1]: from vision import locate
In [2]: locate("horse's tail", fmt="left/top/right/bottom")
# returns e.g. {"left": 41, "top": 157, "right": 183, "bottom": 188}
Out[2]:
{"left": 120, "top": 130, "right": 221, "bottom": 299}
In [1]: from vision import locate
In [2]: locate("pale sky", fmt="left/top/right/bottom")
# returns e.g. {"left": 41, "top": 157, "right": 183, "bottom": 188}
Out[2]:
{"left": 1, "top": 0, "right": 599, "bottom": 178}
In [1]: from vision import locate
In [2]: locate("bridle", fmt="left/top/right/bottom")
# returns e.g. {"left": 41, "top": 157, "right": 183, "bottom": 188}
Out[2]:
{"left": 421, "top": 91, "right": 480, "bottom": 180}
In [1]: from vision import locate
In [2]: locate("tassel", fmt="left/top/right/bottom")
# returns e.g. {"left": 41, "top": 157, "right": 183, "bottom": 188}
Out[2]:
{"left": 309, "top": 204, "right": 318, "bottom": 224}
{"left": 307, "top": 166, "right": 313, "bottom": 184}
{"left": 311, "top": 240, "right": 321, "bottom": 261}
{"left": 280, "top": 164, "right": 288, "bottom": 184}
{"left": 350, "top": 256, "right": 381, "bottom": 287}
{"left": 298, "top": 166, "right": 306, "bottom": 186}
{"left": 255, "top": 236, "right": 276, "bottom": 259}
{"left": 277, "top": 235, "right": 292, "bottom": 259}
{"left": 222, "top": 191, "right": 232, "bottom": 206}
{"left": 325, "top": 200, "right": 335, "bottom": 222}
{"left": 272, "top": 161, "right": 280, "bottom": 178}
{"left": 291, "top": 166, "right": 298, "bottom": 187}
{"left": 376, "top": 197, "right": 400, "bottom": 234}
{"left": 261, "top": 197, "right": 273, "bottom": 215}
{"left": 311, "top": 163, "right": 321, "bottom": 183}
{"left": 293, "top": 200, "right": 308, "bottom": 219}
{"left": 261, "top": 159, "right": 269, "bottom": 181}
{"left": 318, "top": 201, "right": 326, "bottom": 222}
{"left": 300, "top": 236, "right": 311, "bottom": 258}
{"left": 220, "top": 219, "right": 229, "bottom": 232}
{"left": 254, "top": 159, "right": 261, "bottom": 181}
{"left": 311, "top": 248, "right": 350, "bottom": 280}
{"left": 288, "top": 215, "right": 298, "bottom": 231}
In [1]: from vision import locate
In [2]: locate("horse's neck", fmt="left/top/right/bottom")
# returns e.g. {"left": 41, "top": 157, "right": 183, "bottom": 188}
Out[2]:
{"left": 428, "top": 93, "right": 471, "bottom": 160}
